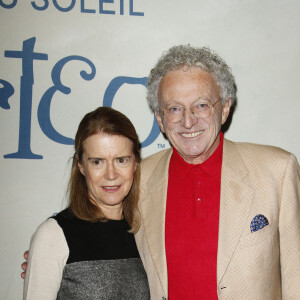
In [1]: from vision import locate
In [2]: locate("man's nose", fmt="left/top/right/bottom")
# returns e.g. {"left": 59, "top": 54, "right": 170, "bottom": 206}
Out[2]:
{"left": 182, "top": 108, "right": 197, "bottom": 129}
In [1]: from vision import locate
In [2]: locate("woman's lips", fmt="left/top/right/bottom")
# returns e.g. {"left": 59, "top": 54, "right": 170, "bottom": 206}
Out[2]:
{"left": 102, "top": 185, "right": 121, "bottom": 192}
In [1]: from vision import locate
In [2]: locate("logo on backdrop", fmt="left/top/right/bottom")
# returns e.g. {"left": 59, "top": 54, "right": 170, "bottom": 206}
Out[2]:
{"left": 0, "top": 0, "right": 144, "bottom": 16}
{"left": 0, "top": 37, "right": 160, "bottom": 159}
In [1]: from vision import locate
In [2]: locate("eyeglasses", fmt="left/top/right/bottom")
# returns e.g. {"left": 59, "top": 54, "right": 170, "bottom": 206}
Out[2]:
{"left": 159, "top": 98, "right": 222, "bottom": 123}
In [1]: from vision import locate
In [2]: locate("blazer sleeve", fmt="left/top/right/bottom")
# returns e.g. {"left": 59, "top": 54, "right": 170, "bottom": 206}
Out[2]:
{"left": 23, "top": 218, "right": 69, "bottom": 300}
{"left": 279, "top": 153, "right": 300, "bottom": 299}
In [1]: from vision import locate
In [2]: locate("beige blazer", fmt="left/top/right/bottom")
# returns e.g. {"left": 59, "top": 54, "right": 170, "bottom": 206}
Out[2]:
{"left": 135, "top": 139, "right": 300, "bottom": 300}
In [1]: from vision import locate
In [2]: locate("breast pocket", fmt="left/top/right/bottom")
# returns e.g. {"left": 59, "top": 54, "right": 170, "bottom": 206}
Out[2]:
{"left": 239, "top": 224, "right": 275, "bottom": 249}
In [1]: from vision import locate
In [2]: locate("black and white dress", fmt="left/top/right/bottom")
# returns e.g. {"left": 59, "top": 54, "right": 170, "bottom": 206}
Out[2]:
{"left": 24, "top": 209, "right": 150, "bottom": 300}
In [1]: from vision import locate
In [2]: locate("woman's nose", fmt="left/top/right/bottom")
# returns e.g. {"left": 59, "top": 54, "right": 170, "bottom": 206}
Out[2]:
{"left": 105, "top": 163, "right": 118, "bottom": 180}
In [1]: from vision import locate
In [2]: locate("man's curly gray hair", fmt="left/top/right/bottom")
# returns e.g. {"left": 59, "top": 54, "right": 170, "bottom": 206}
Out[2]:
{"left": 147, "top": 45, "right": 237, "bottom": 112}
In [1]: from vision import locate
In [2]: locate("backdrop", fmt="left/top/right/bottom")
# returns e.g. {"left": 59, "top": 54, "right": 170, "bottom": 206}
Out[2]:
{"left": 1, "top": 0, "right": 299, "bottom": 298}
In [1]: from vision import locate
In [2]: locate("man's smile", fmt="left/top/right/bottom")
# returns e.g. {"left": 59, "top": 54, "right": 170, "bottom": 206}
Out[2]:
{"left": 180, "top": 130, "right": 204, "bottom": 138}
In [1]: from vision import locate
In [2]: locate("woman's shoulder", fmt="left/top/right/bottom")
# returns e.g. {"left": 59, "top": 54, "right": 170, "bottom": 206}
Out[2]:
{"left": 31, "top": 216, "right": 66, "bottom": 246}
{"left": 30, "top": 208, "right": 74, "bottom": 240}
{"left": 51, "top": 208, "right": 76, "bottom": 223}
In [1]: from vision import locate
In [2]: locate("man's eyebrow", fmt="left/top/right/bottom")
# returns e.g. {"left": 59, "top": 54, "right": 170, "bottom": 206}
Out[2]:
{"left": 167, "top": 96, "right": 211, "bottom": 104}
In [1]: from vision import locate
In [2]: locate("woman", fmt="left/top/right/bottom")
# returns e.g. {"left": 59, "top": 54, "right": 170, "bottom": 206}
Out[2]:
{"left": 23, "top": 107, "right": 150, "bottom": 299}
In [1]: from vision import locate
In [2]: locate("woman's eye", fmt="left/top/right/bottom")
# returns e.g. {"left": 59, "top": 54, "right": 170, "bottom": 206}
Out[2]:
{"left": 89, "top": 158, "right": 103, "bottom": 166}
{"left": 116, "top": 157, "right": 130, "bottom": 164}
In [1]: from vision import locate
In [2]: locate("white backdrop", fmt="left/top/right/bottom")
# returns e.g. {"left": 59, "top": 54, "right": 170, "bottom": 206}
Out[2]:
{"left": 0, "top": 1, "right": 300, "bottom": 299}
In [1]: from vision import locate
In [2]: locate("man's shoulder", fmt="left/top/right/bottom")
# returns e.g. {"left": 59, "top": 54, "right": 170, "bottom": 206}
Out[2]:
{"left": 228, "top": 139, "right": 291, "bottom": 156}
{"left": 140, "top": 148, "right": 172, "bottom": 180}
{"left": 224, "top": 139, "right": 295, "bottom": 166}
{"left": 141, "top": 148, "right": 172, "bottom": 166}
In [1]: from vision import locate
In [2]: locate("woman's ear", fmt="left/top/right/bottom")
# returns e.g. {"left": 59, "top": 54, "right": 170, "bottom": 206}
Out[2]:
{"left": 76, "top": 154, "right": 85, "bottom": 176}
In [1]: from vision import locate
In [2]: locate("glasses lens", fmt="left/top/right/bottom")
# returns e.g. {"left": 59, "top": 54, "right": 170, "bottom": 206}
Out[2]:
{"left": 162, "top": 100, "right": 218, "bottom": 123}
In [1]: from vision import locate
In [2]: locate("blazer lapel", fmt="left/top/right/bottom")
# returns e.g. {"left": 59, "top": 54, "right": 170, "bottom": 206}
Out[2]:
{"left": 217, "top": 140, "right": 255, "bottom": 286}
{"left": 140, "top": 141, "right": 254, "bottom": 293}
{"left": 140, "top": 149, "right": 173, "bottom": 296}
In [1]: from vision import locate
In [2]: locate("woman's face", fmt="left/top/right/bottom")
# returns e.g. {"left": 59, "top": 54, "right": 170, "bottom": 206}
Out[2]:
{"left": 78, "top": 132, "right": 137, "bottom": 218}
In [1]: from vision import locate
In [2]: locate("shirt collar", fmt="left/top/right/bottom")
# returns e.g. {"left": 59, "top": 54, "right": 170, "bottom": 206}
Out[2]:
{"left": 170, "top": 132, "right": 224, "bottom": 184}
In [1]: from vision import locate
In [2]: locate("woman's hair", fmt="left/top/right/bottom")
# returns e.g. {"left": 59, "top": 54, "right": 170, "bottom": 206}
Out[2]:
{"left": 68, "top": 106, "right": 141, "bottom": 233}
{"left": 147, "top": 45, "right": 237, "bottom": 111}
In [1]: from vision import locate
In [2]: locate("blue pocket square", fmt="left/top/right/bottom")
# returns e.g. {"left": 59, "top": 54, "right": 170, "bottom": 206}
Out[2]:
{"left": 250, "top": 214, "right": 269, "bottom": 233}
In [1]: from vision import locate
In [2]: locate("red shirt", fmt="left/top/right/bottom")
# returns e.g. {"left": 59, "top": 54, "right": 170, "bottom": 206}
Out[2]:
{"left": 165, "top": 133, "right": 223, "bottom": 299}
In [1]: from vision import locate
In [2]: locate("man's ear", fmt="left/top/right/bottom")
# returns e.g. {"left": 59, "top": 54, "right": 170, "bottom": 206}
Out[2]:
{"left": 221, "top": 98, "right": 232, "bottom": 125}
{"left": 155, "top": 110, "right": 165, "bottom": 133}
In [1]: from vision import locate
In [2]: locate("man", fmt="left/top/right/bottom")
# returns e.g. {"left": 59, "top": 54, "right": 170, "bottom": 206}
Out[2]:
{"left": 134, "top": 45, "right": 300, "bottom": 299}
{"left": 22, "top": 45, "right": 300, "bottom": 299}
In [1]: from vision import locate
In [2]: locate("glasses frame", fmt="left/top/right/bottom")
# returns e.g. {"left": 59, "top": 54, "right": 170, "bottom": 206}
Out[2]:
{"left": 159, "top": 98, "right": 222, "bottom": 123}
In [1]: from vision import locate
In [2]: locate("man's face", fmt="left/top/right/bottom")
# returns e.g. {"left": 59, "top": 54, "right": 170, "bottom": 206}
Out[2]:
{"left": 155, "top": 67, "right": 231, "bottom": 164}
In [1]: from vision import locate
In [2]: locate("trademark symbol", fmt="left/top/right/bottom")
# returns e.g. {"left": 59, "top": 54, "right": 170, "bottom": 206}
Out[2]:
{"left": 157, "top": 144, "right": 165, "bottom": 149}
